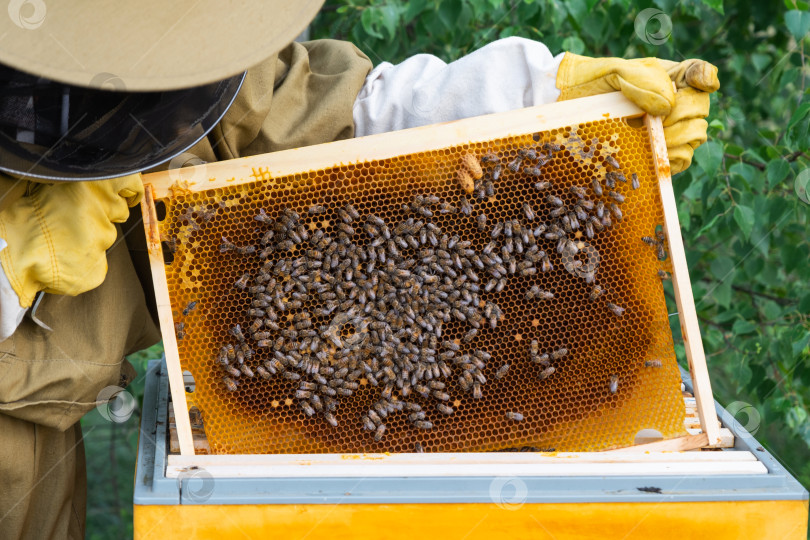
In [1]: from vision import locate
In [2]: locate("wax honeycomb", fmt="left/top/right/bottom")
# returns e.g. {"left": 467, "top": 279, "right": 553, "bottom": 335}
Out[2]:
{"left": 155, "top": 117, "right": 686, "bottom": 454}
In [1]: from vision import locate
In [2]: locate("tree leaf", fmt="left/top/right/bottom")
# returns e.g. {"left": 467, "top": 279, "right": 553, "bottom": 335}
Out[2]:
{"left": 693, "top": 140, "right": 723, "bottom": 178}
{"left": 700, "top": 0, "right": 724, "bottom": 14}
{"left": 766, "top": 159, "right": 791, "bottom": 188}
{"left": 733, "top": 205, "right": 756, "bottom": 241}
{"left": 360, "top": 8, "right": 384, "bottom": 39}
{"left": 732, "top": 319, "right": 758, "bottom": 335}
{"left": 561, "top": 36, "right": 585, "bottom": 55}
{"left": 785, "top": 9, "right": 810, "bottom": 41}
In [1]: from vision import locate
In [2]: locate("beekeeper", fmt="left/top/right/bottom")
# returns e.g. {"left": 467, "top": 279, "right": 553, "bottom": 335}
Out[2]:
{"left": 0, "top": 1, "right": 718, "bottom": 538}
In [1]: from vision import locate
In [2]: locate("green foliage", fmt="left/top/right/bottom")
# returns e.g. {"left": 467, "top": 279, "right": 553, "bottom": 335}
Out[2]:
{"left": 314, "top": 0, "right": 810, "bottom": 490}
{"left": 83, "top": 343, "right": 163, "bottom": 540}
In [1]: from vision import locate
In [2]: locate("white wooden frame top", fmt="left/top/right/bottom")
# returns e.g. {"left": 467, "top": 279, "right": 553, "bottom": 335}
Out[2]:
{"left": 142, "top": 91, "right": 720, "bottom": 459}
{"left": 165, "top": 450, "right": 765, "bottom": 479}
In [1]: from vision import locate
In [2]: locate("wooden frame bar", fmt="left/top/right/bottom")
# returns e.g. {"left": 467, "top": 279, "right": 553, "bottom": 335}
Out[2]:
{"left": 142, "top": 185, "right": 195, "bottom": 455}
{"left": 165, "top": 451, "right": 765, "bottom": 479}
{"left": 141, "top": 91, "right": 721, "bottom": 458}
{"left": 644, "top": 115, "right": 721, "bottom": 446}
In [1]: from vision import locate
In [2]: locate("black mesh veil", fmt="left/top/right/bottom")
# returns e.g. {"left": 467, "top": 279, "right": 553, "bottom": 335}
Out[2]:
{"left": 0, "top": 65, "right": 245, "bottom": 181}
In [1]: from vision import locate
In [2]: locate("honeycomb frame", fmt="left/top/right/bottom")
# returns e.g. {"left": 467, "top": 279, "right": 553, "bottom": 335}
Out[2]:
{"left": 141, "top": 93, "right": 719, "bottom": 457}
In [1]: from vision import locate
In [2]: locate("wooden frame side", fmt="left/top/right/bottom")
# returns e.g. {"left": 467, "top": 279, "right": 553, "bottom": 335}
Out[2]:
{"left": 645, "top": 115, "right": 721, "bottom": 446}
{"left": 141, "top": 92, "right": 644, "bottom": 198}
{"left": 142, "top": 185, "right": 195, "bottom": 455}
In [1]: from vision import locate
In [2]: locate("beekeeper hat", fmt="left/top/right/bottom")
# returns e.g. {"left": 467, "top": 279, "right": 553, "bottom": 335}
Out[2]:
{"left": 0, "top": 1, "right": 324, "bottom": 181}
{"left": 0, "top": 0, "right": 324, "bottom": 91}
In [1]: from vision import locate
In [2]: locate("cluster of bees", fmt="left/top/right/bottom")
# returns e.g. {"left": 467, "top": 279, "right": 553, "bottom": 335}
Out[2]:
{"left": 186, "top": 139, "right": 671, "bottom": 441}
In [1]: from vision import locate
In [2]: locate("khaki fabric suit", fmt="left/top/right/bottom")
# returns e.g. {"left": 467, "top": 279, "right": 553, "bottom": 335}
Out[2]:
{"left": 0, "top": 40, "right": 372, "bottom": 540}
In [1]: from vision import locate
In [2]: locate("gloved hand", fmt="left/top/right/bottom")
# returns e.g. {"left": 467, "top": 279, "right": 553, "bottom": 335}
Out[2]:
{"left": 556, "top": 53, "right": 719, "bottom": 173}
{"left": 0, "top": 175, "right": 143, "bottom": 309}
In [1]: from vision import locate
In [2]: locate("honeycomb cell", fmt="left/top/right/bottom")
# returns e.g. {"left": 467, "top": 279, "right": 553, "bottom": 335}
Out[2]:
{"left": 157, "top": 118, "right": 686, "bottom": 454}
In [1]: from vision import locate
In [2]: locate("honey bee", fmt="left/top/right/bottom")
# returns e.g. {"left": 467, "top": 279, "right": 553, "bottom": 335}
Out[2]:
{"left": 656, "top": 244, "right": 667, "bottom": 260}
{"left": 414, "top": 442, "right": 425, "bottom": 453}
{"left": 174, "top": 322, "right": 185, "bottom": 340}
{"left": 645, "top": 360, "right": 663, "bottom": 368}
{"left": 462, "top": 328, "right": 479, "bottom": 343}
{"left": 657, "top": 269, "right": 671, "bottom": 280}
{"left": 494, "top": 364, "right": 510, "bottom": 379}
{"left": 546, "top": 195, "right": 564, "bottom": 207}
{"left": 606, "top": 302, "right": 625, "bottom": 316}
{"left": 538, "top": 366, "right": 556, "bottom": 380}
{"left": 534, "top": 181, "right": 551, "bottom": 191}
{"left": 584, "top": 221, "right": 595, "bottom": 239}
{"left": 492, "top": 164, "right": 503, "bottom": 181}
{"left": 530, "top": 340, "right": 539, "bottom": 357}
{"left": 374, "top": 424, "right": 386, "bottom": 441}
{"left": 477, "top": 214, "right": 488, "bottom": 230}
{"left": 222, "top": 376, "right": 238, "bottom": 392}
{"left": 551, "top": 348, "right": 568, "bottom": 360}
{"left": 525, "top": 166, "right": 543, "bottom": 177}
{"left": 294, "top": 400, "right": 313, "bottom": 417}
{"left": 505, "top": 412, "right": 524, "bottom": 421}
{"left": 569, "top": 185, "right": 587, "bottom": 199}
{"left": 608, "top": 191, "right": 625, "bottom": 203}
{"left": 254, "top": 208, "right": 274, "bottom": 224}
{"left": 631, "top": 173, "right": 640, "bottom": 190}
{"left": 240, "top": 363, "right": 255, "bottom": 378}
{"left": 609, "top": 375, "right": 619, "bottom": 394}
{"left": 591, "top": 177, "right": 603, "bottom": 196}
{"left": 523, "top": 203, "right": 535, "bottom": 221}
{"left": 484, "top": 180, "right": 495, "bottom": 198}
{"left": 641, "top": 236, "right": 658, "bottom": 246}
{"left": 225, "top": 365, "right": 241, "bottom": 378}
{"left": 436, "top": 403, "right": 454, "bottom": 415}
{"left": 472, "top": 382, "right": 483, "bottom": 399}
{"left": 604, "top": 155, "right": 621, "bottom": 169}
{"left": 323, "top": 411, "right": 338, "bottom": 427}
{"left": 482, "top": 152, "right": 499, "bottom": 164}
{"left": 589, "top": 284, "right": 603, "bottom": 301}
{"left": 507, "top": 156, "right": 523, "bottom": 173}
{"left": 610, "top": 203, "right": 623, "bottom": 220}
{"left": 182, "top": 301, "right": 198, "bottom": 316}
{"left": 414, "top": 420, "right": 434, "bottom": 430}
{"left": 543, "top": 142, "right": 562, "bottom": 153}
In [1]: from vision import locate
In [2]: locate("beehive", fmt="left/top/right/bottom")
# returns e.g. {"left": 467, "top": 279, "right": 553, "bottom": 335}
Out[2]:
{"left": 142, "top": 94, "right": 708, "bottom": 455}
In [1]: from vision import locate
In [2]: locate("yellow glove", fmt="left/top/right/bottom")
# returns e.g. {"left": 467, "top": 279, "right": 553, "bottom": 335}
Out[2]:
{"left": 556, "top": 53, "right": 719, "bottom": 174}
{"left": 0, "top": 175, "right": 143, "bottom": 308}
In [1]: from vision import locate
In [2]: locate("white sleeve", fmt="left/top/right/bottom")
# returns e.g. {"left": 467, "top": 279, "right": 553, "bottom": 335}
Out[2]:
{"left": 0, "top": 239, "right": 27, "bottom": 342}
{"left": 353, "top": 37, "right": 564, "bottom": 137}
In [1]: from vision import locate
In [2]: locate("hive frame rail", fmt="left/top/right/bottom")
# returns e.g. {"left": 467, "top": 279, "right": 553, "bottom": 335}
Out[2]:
{"left": 141, "top": 91, "right": 721, "bottom": 459}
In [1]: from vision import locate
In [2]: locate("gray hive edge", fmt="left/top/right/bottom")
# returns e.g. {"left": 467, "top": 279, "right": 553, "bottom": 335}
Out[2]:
{"left": 134, "top": 358, "right": 809, "bottom": 506}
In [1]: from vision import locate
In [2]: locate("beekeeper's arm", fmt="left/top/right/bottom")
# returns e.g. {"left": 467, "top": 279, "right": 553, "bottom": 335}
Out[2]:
{"left": 353, "top": 37, "right": 719, "bottom": 175}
